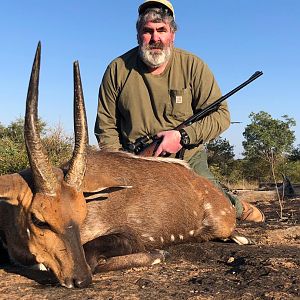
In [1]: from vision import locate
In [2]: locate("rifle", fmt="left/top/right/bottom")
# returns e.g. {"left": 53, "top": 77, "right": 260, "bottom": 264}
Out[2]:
{"left": 126, "top": 71, "right": 263, "bottom": 157}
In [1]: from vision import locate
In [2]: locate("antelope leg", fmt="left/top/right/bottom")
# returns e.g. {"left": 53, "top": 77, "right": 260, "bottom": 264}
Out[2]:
{"left": 94, "top": 250, "right": 167, "bottom": 273}
{"left": 83, "top": 229, "right": 145, "bottom": 272}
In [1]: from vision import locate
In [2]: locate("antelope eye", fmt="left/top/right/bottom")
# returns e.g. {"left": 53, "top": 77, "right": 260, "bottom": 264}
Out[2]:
{"left": 31, "top": 213, "right": 50, "bottom": 230}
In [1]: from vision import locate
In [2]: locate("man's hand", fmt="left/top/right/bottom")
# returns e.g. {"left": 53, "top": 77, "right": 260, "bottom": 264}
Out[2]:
{"left": 154, "top": 130, "right": 182, "bottom": 157}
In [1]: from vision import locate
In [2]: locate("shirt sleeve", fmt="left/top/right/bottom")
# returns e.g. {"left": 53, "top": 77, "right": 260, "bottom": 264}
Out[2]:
{"left": 94, "top": 62, "right": 123, "bottom": 150}
{"left": 183, "top": 61, "right": 231, "bottom": 145}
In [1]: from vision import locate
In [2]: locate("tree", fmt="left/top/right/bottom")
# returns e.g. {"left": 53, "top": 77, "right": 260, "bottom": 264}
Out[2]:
{"left": 0, "top": 117, "right": 46, "bottom": 144}
{"left": 289, "top": 144, "right": 300, "bottom": 162}
{"left": 242, "top": 111, "right": 296, "bottom": 181}
{"left": 242, "top": 111, "right": 296, "bottom": 218}
{"left": 207, "top": 136, "right": 235, "bottom": 182}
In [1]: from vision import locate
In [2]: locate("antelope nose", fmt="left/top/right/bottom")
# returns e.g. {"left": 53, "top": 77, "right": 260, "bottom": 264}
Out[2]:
{"left": 62, "top": 274, "right": 92, "bottom": 289}
{"left": 74, "top": 274, "right": 92, "bottom": 288}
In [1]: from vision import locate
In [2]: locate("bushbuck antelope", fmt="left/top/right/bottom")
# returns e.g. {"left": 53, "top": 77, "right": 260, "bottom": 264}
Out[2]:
{"left": 0, "top": 43, "right": 236, "bottom": 288}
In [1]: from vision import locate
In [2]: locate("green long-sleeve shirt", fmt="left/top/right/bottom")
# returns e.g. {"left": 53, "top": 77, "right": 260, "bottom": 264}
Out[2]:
{"left": 95, "top": 47, "right": 230, "bottom": 160}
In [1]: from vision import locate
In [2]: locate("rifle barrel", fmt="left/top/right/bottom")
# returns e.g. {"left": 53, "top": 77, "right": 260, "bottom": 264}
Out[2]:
{"left": 177, "top": 71, "right": 263, "bottom": 128}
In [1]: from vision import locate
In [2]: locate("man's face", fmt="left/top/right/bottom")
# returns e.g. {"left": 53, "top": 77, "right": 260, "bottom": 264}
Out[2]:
{"left": 138, "top": 21, "right": 175, "bottom": 68}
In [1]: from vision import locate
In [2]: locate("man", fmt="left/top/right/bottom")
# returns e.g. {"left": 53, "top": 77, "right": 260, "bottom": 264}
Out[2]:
{"left": 94, "top": 0, "right": 265, "bottom": 222}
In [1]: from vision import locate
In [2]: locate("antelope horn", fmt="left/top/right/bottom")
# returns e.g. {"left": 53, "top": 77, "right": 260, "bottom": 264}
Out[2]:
{"left": 24, "top": 42, "right": 58, "bottom": 195}
{"left": 64, "top": 61, "right": 88, "bottom": 189}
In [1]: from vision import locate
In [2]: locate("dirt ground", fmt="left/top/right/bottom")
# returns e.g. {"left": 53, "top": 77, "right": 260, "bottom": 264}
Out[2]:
{"left": 0, "top": 191, "right": 299, "bottom": 300}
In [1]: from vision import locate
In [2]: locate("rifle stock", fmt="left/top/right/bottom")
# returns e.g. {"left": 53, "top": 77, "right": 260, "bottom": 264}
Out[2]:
{"left": 139, "top": 139, "right": 161, "bottom": 157}
{"left": 128, "top": 71, "right": 263, "bottom": 158}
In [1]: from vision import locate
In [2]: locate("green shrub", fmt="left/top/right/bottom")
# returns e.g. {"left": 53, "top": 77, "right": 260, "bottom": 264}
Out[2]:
{"left": 0, "top": 119, "right": 73, "bottom": 175}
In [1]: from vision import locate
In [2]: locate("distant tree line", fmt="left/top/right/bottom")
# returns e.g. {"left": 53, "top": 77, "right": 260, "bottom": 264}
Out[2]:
{"left": 207, "top": 111, "right": 300, "bottom": 186}
{"left": 1, "top": 111, "right": 299, "bottom": 187}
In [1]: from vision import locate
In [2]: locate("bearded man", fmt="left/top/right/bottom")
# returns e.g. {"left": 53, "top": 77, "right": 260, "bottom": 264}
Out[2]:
{"left": 94, "top": 0, "right": 265, "bottom": 223}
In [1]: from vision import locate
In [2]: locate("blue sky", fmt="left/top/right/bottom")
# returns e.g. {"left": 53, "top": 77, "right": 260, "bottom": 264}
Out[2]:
{"left": 0, "top": 1, "right": 299, "bottom": 157}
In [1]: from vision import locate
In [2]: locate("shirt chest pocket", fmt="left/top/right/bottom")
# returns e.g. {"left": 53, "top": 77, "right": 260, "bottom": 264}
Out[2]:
{"left": 169, "top": 88, "right": 193, "bottom": 120}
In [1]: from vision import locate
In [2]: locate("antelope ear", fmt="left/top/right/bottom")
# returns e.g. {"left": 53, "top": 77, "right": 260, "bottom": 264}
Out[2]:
{"left": 82, "top": 171, "right": 133, "bottom": 201}
{"left": 0, "top": 173, "right": 33, "bottom": 206}
{"left": 83, "top": 185, "right": 132, "bottom": 202}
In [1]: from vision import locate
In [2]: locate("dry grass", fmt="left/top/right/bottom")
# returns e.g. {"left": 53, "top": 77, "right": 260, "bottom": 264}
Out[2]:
{"left": 225, "top": 180, "right": 259, "bottom": 190}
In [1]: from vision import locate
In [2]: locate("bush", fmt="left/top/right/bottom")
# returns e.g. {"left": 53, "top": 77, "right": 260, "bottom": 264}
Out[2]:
{"left": 0, "top": 119, "right": 73, "bottom": 175}
{"left": 0, "top": 137, "right": 28, "bottom": 174}
{"left": 42, "top": 124, "right": 73, "bottom": 167}
{"left": 284, "top": 161, "right": 300, "bottom": 183}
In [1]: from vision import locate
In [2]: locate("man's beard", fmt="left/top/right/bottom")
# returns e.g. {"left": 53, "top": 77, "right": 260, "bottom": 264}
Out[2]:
{"left": 139, "top": 41, "right": 172, "bottom": 68}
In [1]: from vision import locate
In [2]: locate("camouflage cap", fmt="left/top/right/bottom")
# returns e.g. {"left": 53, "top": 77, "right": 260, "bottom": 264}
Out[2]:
{"left": 138, "top": 0, "right": 175, "bottom": 19}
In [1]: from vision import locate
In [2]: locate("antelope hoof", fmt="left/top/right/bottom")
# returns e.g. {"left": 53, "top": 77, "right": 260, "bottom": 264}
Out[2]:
{"left": 230, "top": 230, "right": 255, "bottom": 245}
{"left": 151, "top": 249, "right": 170, "bottom": 265}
